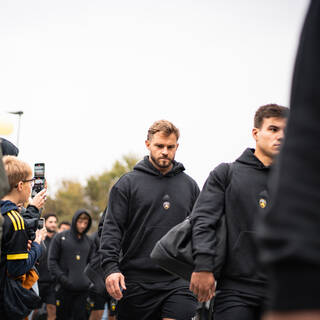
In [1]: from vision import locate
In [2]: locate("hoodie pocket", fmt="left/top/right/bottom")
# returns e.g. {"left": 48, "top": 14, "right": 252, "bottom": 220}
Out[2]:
{"left": 228, "top": 231, "right": 260, "bottom": 278}
{"left": 122, "top": 226, "right": 171, "bottom": 268}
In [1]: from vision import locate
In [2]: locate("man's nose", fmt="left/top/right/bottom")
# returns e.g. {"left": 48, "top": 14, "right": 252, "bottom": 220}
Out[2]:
{"left": 162, "top": 147, "right": 168, "bottom": 155}
{"left": 277, "top": 129, "right": 284, "bottom": 141}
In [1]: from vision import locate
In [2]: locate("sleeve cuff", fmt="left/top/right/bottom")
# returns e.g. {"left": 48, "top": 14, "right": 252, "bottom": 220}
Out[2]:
{"left": 193, "top": 254, "right": 214, "bottom": 272}
{"left": 103, "top": 263, "right": 120, "bottom": 280}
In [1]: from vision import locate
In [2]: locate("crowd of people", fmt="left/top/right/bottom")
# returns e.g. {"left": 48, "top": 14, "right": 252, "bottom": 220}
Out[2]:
{"left": 0, "top": 2, "right": 319, "bottom": 319}
{"left": 0, "top": 104, "right": 289, "bottom": 320}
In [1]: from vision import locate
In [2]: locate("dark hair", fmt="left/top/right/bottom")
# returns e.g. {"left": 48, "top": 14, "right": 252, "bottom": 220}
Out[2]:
{"left": 58, "top": 221, "right": 71, "bottom": 228}
{"left": 254, "top": 104, "right": 289, "bottom": 128}
{"left": 43, "top": 213, "right": 57, "bottom": 221}
{"left": 147, "top": 120, "right": 180, "bottom": 141}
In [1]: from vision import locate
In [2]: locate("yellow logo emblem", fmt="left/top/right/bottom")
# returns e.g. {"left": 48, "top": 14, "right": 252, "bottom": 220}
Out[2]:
{"left": 259, "top": 198, "right": 267, "bottom": 209}
{"left": 163, "top": 201, "right": 170, "bottom": 210}
{"left": 76, "top": 255, "right": 81, "bottom": 260}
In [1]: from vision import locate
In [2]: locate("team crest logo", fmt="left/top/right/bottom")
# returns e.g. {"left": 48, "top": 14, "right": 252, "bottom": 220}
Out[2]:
{"left": 259, "top": 198, "right": 267, "bottom": 209}
{"left": 163, "top": 201, "right": 170, "bottom": 210}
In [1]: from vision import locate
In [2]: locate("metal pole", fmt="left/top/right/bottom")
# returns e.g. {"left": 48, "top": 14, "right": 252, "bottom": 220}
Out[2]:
{"left": 8, "top": 111, "right": 23, "bottom": 147}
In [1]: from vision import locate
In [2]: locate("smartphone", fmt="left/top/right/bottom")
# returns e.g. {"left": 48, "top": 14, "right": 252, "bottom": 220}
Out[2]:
{"left": 38, "top": 217, "right": 45, "bottom": 229}
{"left": 32, "top": 163, "right": 45, "bottom": 198}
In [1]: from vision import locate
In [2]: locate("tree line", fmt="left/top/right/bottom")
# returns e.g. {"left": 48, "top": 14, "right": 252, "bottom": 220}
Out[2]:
{"left": 43, "top": 154, "right": 140, "bottom": 231}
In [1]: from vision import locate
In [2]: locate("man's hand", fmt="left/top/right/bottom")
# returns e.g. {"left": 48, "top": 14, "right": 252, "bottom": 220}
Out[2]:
{"left": 30, "top": 188, "right": 47, "bottom": 210}
{"left": 34, "top": 227, "right": 47, "bottom": 244}
{"left": 106, "top": 272, "right": 126, "bottom": 300}
{"left": 189, "top": 271, "right": 216, "bottom": 302}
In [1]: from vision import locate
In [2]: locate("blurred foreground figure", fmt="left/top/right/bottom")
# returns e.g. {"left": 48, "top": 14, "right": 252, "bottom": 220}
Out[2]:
{"left": 258, "top": 1, "right": 320, "bottom": 319}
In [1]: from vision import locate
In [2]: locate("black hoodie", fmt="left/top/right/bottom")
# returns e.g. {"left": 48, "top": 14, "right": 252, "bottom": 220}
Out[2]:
{"left": 100, "top": 156, "right": 200, "bottom": 282}
{"left": 192, "top": 148, "right": 269, "bottom": 297}
{"left": 48, "top": 209, "right": 93, "bottom": 292}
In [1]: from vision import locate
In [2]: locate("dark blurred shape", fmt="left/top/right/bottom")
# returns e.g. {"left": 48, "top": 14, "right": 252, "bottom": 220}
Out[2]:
{"left": 1, "top": 137, "right": 19, "bottom": 156}
{"left": 258, "top": 0, "right": 320, "bottom": 314}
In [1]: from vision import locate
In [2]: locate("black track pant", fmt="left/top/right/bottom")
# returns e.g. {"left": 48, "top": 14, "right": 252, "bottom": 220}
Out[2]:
{"left": 56, "top": 288, "right": 88, "bottom": 320}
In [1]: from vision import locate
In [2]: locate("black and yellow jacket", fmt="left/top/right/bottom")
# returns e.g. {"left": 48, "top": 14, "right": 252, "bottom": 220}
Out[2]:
{"left": 0, "top": 200, "right": 42, "bottom": 317}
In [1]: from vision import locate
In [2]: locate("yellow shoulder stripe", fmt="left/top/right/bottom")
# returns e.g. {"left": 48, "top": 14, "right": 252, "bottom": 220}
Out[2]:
{"left": 7, "top": 212, "right": 18, "bottom": 231}
{"left": 11, "top": 211, "right": 22, "bottom": 230}
{"left": 7, "top": 253, "right": 28, "bottom": 260}
{"left": 11, "top": 210, "right": 25, "bottom": 230}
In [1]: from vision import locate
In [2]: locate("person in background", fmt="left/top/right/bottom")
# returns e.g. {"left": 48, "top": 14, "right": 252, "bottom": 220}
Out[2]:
{"left": 48, "top": 210, "right": 93, "bottom": 320}
{"left": 57, "top": 221, "right": 70, "bottom": 233}
{"left": 37, "top": 213, "right": 58, "bottom": 320}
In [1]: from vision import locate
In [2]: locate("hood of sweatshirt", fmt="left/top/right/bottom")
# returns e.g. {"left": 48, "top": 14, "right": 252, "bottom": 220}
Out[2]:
{"left": 236, "top": 148, "right": 270, "bottom": 170}
{"left": 0, "top": 200, "right": 19, "bottom": 215}
{"left": 134, "top": 156, "right": 185, "bottom": 177}
{"left": 71, "top": 209, "right": 92, "bottom": 236}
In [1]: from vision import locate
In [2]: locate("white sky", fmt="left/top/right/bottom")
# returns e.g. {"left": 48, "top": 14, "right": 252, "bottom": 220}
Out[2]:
{"left": 0, "top": 0, "right": 309, "bottom": 196}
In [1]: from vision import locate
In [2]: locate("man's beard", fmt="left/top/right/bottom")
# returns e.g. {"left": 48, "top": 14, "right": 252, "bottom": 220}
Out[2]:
{"left": 150, "top": 154, "right": 173, "bottom": 169}
{"left": 46, "top": 227, "right": 56, "bottom": 233}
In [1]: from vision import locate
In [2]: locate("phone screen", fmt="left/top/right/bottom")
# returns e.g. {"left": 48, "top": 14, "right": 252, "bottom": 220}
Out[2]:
{"left": 32, "top": 163, "right": 45, "bottom": 198}
{"left": 34, "top": 163, "right": 45, "bottom": 178}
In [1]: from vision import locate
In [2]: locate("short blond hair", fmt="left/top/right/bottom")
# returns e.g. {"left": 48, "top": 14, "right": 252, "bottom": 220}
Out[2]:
{"left": 2, "top": 156, "right": 32, "bottom": 191}
{"left": 147, "top": 120, "right": 180, "bottom": 141}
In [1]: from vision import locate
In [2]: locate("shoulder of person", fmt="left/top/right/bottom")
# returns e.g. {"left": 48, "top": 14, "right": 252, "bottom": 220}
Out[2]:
{"left": 207, "top": 162, "right": 235, "bottom": 187}
{"left": 3, "top": 209, "right": 26, "bottom": 233}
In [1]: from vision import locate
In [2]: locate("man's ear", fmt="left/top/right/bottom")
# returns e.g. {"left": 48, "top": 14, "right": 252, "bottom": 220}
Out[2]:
{"left": 252, "top": 128, "right": 259, "bottom": 142}
{"left": 16, "top": 181, "right": 23, "bottom": 192}
{"left": 145, "top": 139, "right": 150, "bottom": 150}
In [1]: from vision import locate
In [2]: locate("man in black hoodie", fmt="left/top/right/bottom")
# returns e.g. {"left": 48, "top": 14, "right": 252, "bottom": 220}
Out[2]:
{"left": 48, "top": 209, "right": 93, "bottom": 320}
{"left": 37, "top": 213, "right": 58, "bottom": 320}
{"left": 100, "top": 120, "right": 200, "bottom": 320}
{"left": 190, "top": 104, "right": 288, "bottom": 320}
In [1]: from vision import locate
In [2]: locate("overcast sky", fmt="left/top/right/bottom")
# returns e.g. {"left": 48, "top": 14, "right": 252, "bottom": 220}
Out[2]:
{"left": 0, "top": 0, "right": 309, "bottom": 196}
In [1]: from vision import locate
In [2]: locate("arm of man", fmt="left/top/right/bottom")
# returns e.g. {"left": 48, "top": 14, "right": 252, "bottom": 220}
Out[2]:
{"left": 100, "top": 180, "right": 129, "bottom": 300}
{"left": 5, "top": 211, "right": 42, "bottom": 277}
{"left": 7, "top": 242, "right": 42, "bottom": 277}
{"left": 47, "top": 232, "right": 70, "bottom": 288}
{"left": 190, "top": 163, "right": 229, "bottom": 302}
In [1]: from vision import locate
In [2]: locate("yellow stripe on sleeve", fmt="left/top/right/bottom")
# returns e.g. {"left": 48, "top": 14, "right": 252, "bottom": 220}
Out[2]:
{"left": 7, "top": 212, "right": 18, "bottom": 231}
{"left": 7, "top": 253, "right": 28, "bottom": 260}
{"left": 13, "top": 210, "right": 25, "bottom": 230}
{"left": 11, "top": 211, "right": 21, "bottom": 230}
{"left": 19, "top": 212, "right": 25, "bottom": 230}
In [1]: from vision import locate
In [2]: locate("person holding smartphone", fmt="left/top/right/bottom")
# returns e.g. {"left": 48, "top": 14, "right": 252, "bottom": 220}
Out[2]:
{"left": 0, "top": 155, "right": 47, "bottom": 319}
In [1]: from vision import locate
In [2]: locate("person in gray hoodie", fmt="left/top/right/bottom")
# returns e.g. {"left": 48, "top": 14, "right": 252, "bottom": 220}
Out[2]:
{"left": 48, "top": 209, "right": 93, "bottom": 320}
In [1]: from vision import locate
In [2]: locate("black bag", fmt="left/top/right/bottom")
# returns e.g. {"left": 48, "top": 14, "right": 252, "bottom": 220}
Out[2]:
{"left": 3, "top": 276, "right": 42, "bottom": 319}
{"left": 150, "top": 163, "right": 232, "bottom": 281}
{"left": 150, "top": 215, "right": 226, "bottom": 281}
{"left": 84, "top": 263, "right": 107, "bottom": 297}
